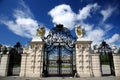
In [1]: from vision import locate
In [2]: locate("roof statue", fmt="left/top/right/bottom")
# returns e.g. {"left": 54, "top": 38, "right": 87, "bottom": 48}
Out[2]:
{"left": 75, "top": 25, "right": 85, "bottom": 38}
{"left": 36, "top": 26, "right": 45, "bottom": 37}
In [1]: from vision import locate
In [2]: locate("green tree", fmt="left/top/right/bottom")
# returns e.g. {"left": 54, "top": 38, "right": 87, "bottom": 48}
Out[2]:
{"left": 117, "top": 47, "right": 120, "bottom": 54}
{"left": 14, "top": 42, "right": 23, "bottom": 54}
{"left": 0, "top": 44, "right": 2, "bottom": 52}
{"left": 9, "top": 42, "right": 22, "bottom": 68}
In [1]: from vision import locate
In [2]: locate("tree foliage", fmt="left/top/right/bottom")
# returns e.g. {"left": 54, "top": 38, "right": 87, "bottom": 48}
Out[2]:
{"left": 117, "top": 47, "right": 120, "bottom": 54}
{"left": 0, "top": 44, "right": 2, "bottom": 52}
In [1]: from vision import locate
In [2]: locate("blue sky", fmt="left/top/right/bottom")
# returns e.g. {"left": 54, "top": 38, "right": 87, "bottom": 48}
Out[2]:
{"left": 0, "top": 0, "right": 120, "bottom": 48}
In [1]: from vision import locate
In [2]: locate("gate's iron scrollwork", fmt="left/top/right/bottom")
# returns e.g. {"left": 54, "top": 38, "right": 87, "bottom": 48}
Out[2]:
{"left": 95, "top": 41, "right": 115, "bottom": 76}
{"left": 43, "top": 24, "right": 76, "bottom": 77}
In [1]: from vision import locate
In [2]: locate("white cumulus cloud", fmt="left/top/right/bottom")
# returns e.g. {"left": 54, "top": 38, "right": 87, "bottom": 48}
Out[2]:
{"left": 48, "top": 4, "right": 76, "bottom": 30}
{"left": 104, "top": 24, "right": 113, "bottom": 31}
{"left": 86, "top": 28, "right": 105, "bottom": 45}
{"left": 2, "top": 17, "right": 38, "bottom": 38}
{"left": 77, "top": 3, "right": 99, "bottom": 20}
{"left": 0, "top": 1, "right": 39, "bottom": 38}
{"left": 48, "top": 3, "right": 99, "bottom": 30}
{"left": 106, "top": 34, "right": 120, "bottom": 44}
{"left": 100, "top": 7, "right": 115, "bottom": 22}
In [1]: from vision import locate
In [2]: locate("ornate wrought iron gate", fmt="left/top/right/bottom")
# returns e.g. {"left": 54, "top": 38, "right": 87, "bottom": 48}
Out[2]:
{"left": 8, "top": 42, "right": 22, "bottom": 76}
{"left": 98, "top": 41, "right": 115, "bottom": 76}
{"left": 43, "top": 24, "right": 76, "bottom": 77}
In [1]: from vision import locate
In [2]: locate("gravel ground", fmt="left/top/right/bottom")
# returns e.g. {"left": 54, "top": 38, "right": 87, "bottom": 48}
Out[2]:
{"left": 0, "top": 76, "right": 120, "bottom": 80}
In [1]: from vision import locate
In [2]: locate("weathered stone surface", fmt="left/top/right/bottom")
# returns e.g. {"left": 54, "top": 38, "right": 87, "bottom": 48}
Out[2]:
{"left": 113, "top": 54, "right": 120, "bottom": 76}
{"left": 91, "top": 54, "right": 101, "bottom": 77}
{"left": 20, "top": 40, "right": 44, "bottom": 77}
{"left": 75, "top": 39, "right": 93, "bottom": 77}
{"left": 0, "top": 54, "right": 9, "bottom": 76}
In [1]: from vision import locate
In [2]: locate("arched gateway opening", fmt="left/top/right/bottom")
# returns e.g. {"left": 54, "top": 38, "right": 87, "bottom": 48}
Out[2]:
{"left": 43, "top": 24, "right": 76, "bottom": 77}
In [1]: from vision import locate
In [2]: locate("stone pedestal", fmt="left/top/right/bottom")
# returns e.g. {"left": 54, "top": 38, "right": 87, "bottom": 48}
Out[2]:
{"left": 113, "top": 54, "right": 120, "bottom": 76}
{"left": 75, "top": 38, "right": 93, "bottom": 77}
{"left": 0, "top": 54, "right": 9, "bottom": 76}
{"left": 20, "top": 41, "right": 44, "bottom": 77}
{"left": 91, "top": 54, "right": 101, "bottom": 77}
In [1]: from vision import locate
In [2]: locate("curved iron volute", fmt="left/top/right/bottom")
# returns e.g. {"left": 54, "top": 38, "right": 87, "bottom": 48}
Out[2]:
{"left": 98, "top": 41, "right": 112, "bottom": 54}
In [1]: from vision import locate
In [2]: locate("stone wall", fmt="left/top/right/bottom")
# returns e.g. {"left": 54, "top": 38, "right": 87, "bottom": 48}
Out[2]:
{"left": 113, "top": 54, "right": 120, "bottom": 76}
{"left": 91, "top": 54, "right": 101, "bottom": 77}
{"left": 0, "top": 54, "right": 9, "bottom": 76}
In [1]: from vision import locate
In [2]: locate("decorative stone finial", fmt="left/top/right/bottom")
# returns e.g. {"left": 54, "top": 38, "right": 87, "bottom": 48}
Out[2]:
{"left": 36, "top": 26, "right": 46, "bottom": 38}
{"left": 75, "top": 25, "right": 85, "bottom": 38}
{"left": 32, "top": 26, "right": 46, "bottom": 42}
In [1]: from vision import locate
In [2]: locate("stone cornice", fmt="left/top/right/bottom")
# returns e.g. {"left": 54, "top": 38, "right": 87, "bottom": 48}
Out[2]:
{"left": 75, "top": 41, "right": 92, "bottom": 44}
{"left": 30, "top": 41, "right": 45, "bottom": 45}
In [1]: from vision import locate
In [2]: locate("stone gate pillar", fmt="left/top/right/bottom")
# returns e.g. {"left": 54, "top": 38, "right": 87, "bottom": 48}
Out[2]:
{"left": 75, "top": 39, "right": 93, "bottom": 77}
{"left": 20, "top": 36, "right": 44, "bottom": 77}
{"left": 113, "top": 54, "right": 120, "bottom": 76}
{"left": 0, "top": 53, "right": 9, "bottom": 76}
{"left": 29, "top": 41, "right": 44, "bottom": 77}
